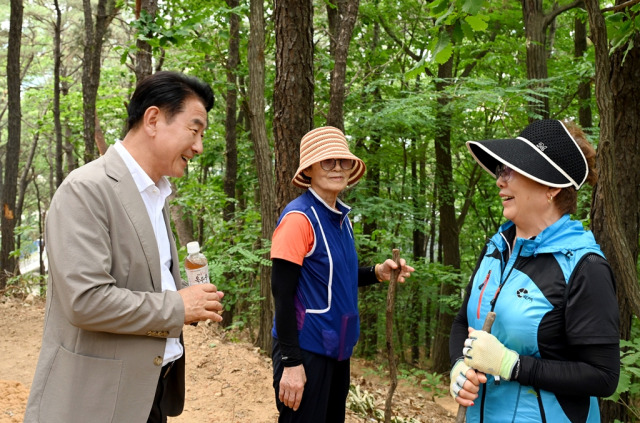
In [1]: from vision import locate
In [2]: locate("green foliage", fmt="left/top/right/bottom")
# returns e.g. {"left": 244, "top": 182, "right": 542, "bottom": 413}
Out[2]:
{"left": 604, "top": 334, "right": 640, "bottom": 419}
{"left": 5, "top": 0, "right": 639, "bottom": 411}
{"left": 2, "top": 273, "right": 46, "bottom": 299}
{"left": 398, "top": 367, "right": 448, "bottom": 400}
{"left": 606, "top": 4, "right": 640, "bottom": 60}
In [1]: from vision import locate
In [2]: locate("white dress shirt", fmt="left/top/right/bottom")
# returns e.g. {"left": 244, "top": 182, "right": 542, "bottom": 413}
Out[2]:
{"left": 113, "top": 141, "right": 183, "bottom": 365}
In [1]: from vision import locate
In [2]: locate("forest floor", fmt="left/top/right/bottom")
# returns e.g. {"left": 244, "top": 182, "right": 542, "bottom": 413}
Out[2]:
{"left": 0, "top": 295, "right": 457, "bottom": 423}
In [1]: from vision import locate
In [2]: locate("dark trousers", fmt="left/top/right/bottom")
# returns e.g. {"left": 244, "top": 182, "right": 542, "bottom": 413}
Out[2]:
{"left": 147, "top": 361, "right": 175, "bottom": 423}
{"left": 272, "top": 338, "right": 351, "bottom": 423}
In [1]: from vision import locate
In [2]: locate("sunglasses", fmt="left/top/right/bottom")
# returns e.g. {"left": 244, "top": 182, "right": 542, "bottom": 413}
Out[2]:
{"left": 495, "top": 164, "right": 515, "bottom": 182}
{"left": 320, "top": 158, "right": 355, "bottom": 171}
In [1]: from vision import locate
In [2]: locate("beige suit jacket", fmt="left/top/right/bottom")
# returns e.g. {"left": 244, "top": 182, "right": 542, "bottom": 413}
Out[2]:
{"left": 25, "top": 147, "right": 187, "bottom": 423}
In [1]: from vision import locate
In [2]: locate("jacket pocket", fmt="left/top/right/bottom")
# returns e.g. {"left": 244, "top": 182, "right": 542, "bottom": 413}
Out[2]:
{"left": 40, "top": 346, "right": 122, "bottom": 423}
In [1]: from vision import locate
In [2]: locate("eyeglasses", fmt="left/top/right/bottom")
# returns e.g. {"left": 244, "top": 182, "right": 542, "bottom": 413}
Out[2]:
{"left": 320, "top": 158, "right": 355, "bottom": 171}
{"left": 495, "top": 164, "right": 514, "bottom": 182}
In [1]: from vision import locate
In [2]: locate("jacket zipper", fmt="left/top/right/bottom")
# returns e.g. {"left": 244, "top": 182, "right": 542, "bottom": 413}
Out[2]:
{"left": 480, "top": 242, "right": 524, "bottom": 422}
{"left": 490, "top": 244, "right": 524, "bottom": 312}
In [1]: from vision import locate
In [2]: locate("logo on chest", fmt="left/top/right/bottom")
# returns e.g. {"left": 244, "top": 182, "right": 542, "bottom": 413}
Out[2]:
{"left": 516, "top": 288, "right": 534, "bottom": 303}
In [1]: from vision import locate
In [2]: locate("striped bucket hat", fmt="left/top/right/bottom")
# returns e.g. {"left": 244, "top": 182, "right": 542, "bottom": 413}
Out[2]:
{"left": 292, "top": 126, "right": 366, "bottom": 189}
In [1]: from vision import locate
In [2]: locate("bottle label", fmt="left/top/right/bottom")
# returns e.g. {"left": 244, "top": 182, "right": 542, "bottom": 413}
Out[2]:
{"left": 186, "top": 265, "right": 210, "bottom": 285}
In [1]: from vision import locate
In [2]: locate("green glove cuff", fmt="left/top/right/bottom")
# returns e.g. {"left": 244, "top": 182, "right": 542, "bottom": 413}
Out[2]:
{"left": 500, "top": 349, "right": 519, "bottom": 380}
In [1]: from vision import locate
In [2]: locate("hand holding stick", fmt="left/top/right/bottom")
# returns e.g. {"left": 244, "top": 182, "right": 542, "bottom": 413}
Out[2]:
{"left": 455, "top": 311, "right": 496, "bottom": 423}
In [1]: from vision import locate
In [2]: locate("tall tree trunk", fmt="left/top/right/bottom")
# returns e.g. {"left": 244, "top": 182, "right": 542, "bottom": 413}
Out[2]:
{"left": 357, "top": 131, "right": 381, "bottom": 359}
{"left": 221, "top": 0, "right": 240, "bottom": 328}
{"left": 356, "top": 18, "right": 382, "bottom": 360}
{"left": 521, "top": 0, "right": 582, "bottom": 120}
{"left": 584, "top": 1, "right": 640, "bottom": 421}
{"left": 17, "top": 130, "right": 41, "bottom": 229}
{"left": 94, "top": 115, "right": 108, "bottom": 155}
{"left": 273, "top": 0, "right": 314, "bottom": 214}
{"left": 325, "top": 0, "right": 359, "bottom": 131}
{"left": 521, "top": 0, "right": 550, "bottom": 119}
{"left": 168, "top": 180, "right": 194, "bottom": 248}
{"left": 81, "top": 0, "right": 118, "bottom": 164}
{"left": 223, "top": 0, "right": 239, "bottom": 223}
{"left": 574, "top": 12, "right": 592, "bottom": 129}
{"left": 1, "top": 0, "right": 24, "bottom": 289}
{"left": 53, "top": 0, "right": 64, "bottom": 188}
{"left": 34, "top": 180, "right": 46, "bottom": 294}
{"left": 608, "top": 29, "right": 640, "bottom": 349}
{"left": 134, "top": 0, "right": 157, "bottom": 83}
{"left": 249, "top": 0, "right": 276, "bottom": 352}
{"left": 607, "top": 26, "right": 640, "bottom": 423}
{"left": 409, "top": 140, "right": 427, "bottom": 364}
{"left": 61, "top": 74, "right": 77, "bottom": 175}
{"left": 431, "top": 47, "right": 460, "bottom": 374}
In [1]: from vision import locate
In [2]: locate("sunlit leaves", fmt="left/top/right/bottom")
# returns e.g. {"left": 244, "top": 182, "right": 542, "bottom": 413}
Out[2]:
{"left": 461, "top": 0, "right": 484, "bottom": 15}
{"left": 606, "top": 7, "right": 640, "bottom": 62}
{"left": 465, "top": 14, "right": 489, "bottom": 32}
{"left": 436, "top": 38, "right": 454, "bottom": 65}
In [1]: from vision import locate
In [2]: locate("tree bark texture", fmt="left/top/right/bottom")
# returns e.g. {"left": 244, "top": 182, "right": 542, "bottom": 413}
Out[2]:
{"left": 273, "top": 0, "right": 314, "bottom": 214}
{"left": 220, "top": 0, "right": 240, "bottom": 329}
{"left": 607, "top": 33, "right": 640, "bottom": 315}
{"left": 431, "top": 50, "right": 461, "bottom": 374}
{"left": 223, "top": 0, "right": 239, "bottom": 222}
{"left": 61, "top": 76, "right": 77, "bottom": 175}
{"left": 249, "top": 0, "right": 276, "bottom": 352}
{"left": 82, "top": 0, "right": 117, "bottom": 164}
{"left": 17, "top": 131, "right": 41, "bottom": 231}
{"left": 584, "top": 0, "right": 640, "bottom": 326}
{"left": 53, "top": 0, "right": 64, "bottom": 188}
{"left": 355, "top": 21, "right": 382, "bottom": 359}
{"left": 521, "top": 0, "right": 550, "bottom": 119}
{"left": 134, "top": 0, "right": 157, "bottom": 83}
{"left": 95, "top": 114, "right": 108, "bottom": 155}
{"left": 357, "top": 130, "right": 381, "bottom": 359}
{"left": 326, "top": 0, "right": 360, "bottom": 131}
{"left": 2, "top": 0, "right": 24, "bottom": 289}
{"left": 168, "top": 180, "right": 194, "bottom": 248}
{"left": 574, "top": 13, "right": 592, "bottom": 129}
{"left": 584, "top": 1, "right": 640, "bottom": 419}
{"left": 410, "top": 142, "right": 427, "bottom": 364}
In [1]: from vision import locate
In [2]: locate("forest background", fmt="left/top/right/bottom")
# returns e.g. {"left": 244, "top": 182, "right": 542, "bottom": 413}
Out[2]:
{"left": 1, "top": 0, "right": 640, "bottom": 421}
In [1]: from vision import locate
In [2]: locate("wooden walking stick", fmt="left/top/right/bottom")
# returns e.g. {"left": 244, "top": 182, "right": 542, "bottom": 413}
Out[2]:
{"left": 383, "top": 249, "right": 401, "bottom": 423}
{"left": 455, "top": 311, "right": 496, "bottom": 423}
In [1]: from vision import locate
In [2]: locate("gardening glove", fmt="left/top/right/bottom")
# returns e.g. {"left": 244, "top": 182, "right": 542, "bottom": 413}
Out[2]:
{"left": 463, "top": 330, "right": 519, "bottom": 381}
{"left": 449, "top": 359, "right": 472, "bottom": 399}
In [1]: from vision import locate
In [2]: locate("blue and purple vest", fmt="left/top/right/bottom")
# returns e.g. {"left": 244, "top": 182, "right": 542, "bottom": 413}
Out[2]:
{"left": 272, "top": 189, "right": 360, "bottom": 361}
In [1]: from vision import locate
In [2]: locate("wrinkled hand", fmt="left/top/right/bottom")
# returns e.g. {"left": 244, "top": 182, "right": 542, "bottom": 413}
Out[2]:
{"left": 450, "top": 360, "right": 487, "bottom": 407}
{"left": 279, "top": 364, "right": 306, "bottom": 411}
{"left": 179, "top": 283, "right": 224, "bottom": 324}
{"left": 463, "top": 328, "right": 518, "bottom": 380}
{"left": 377, "top": 258, "right": 415, "bottom": 283}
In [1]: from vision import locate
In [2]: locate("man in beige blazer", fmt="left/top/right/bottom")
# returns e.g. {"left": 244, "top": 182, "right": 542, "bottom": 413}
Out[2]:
{"left": 25, "top": 71, "right": 223, "bottom": 423}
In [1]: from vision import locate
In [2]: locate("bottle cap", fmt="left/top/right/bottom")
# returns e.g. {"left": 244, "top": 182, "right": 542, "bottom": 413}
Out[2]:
{"left": 186, "top": 241, "right": 200, "bottom": 254}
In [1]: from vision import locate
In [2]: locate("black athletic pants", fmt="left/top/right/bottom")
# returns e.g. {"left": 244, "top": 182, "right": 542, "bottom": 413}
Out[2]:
{"left": 272, "top": 338, "right": 351, "bottom": 423}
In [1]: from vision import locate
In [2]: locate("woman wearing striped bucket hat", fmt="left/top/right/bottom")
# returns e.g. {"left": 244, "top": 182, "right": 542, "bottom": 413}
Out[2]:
{"left": 270, "top": 126, "right": 415, "bottom": 422}
{"left": 449, "top": 119, "right": 619, "bottom": 422}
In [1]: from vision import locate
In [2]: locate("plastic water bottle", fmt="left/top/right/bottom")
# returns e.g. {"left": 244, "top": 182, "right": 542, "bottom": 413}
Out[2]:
{"left": 185, "top": 241, "right": 210, "bottom": 285}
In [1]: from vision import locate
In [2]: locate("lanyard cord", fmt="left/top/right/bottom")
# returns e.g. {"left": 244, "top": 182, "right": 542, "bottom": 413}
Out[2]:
{"left": 489, "top": 243, "right": 523, "bottom": 312}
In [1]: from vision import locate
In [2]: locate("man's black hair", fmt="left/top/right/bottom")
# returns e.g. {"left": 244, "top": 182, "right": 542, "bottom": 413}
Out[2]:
{"left": 126, "top": 71, "right": 214, "bottom": 132}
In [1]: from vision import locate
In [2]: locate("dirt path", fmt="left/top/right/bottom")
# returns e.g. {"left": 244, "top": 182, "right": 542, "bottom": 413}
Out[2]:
{"left": 0, "top": 297, "right": 457, "bottom": 422}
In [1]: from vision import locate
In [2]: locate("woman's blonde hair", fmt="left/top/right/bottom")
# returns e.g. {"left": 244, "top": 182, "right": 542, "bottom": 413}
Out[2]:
{"left": 554, "top": 121, "right": 598, "bottom": 214}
